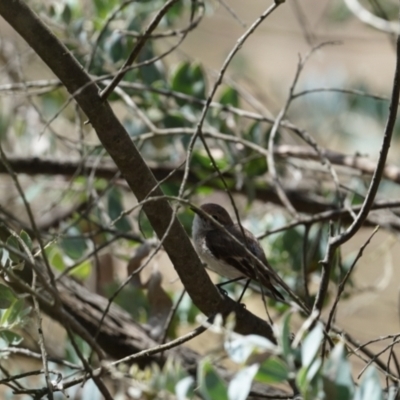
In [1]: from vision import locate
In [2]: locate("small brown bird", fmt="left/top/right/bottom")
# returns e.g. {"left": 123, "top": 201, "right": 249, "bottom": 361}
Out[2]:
{"left": 192, "top": 203, "right": 284, "bottom": 301}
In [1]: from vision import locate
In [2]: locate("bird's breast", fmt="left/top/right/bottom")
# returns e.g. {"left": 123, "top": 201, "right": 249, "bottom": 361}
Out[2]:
{"left": 193, "top": 236, "right": 243, "bottom": 279}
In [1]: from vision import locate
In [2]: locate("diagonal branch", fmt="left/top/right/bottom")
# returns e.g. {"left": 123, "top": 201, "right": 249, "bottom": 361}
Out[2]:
{"left": 0, "top": 0, "right": 276, "bottom": 341}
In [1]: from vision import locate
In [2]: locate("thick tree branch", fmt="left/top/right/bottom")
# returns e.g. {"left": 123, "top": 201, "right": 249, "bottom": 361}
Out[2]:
{"left": 5, "top": 268, "right": 288, "bottom": 398}
{"left": 3, "top": 145, "right": 400, "bottom": 184}
{"left": 2, "top": 154, "right": 400, "bottom": 235}
{"left": 0, "top": 0, "right": 275, "bottom": 340}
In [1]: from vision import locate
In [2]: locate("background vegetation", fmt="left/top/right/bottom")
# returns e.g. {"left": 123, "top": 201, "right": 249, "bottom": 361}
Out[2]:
{"left": 0, "top": 0, "right": 399, "bottom": 399}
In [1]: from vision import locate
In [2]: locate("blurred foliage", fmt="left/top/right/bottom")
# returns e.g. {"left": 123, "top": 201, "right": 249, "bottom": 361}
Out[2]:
{"left": 0, "top": 286, "right": 29, "bottom": 350}
{"left": 115, "top": 311, "right": 384, "bottom": 400}
{"left": 0, "top": 0, "right": 396, "bottom": 398}
{"left": 103, "top": 281, "right": 150, "bottom": 323}
{"left": 171, "top": 62, "right": 207, "bottom": 104}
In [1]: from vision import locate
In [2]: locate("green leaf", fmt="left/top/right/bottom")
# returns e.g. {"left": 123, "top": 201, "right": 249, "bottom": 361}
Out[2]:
{"left": 191, "top": 151, "right": 214, "bottom": 172}
{"left": 245, "top": 121, "right": 266, "bottom": 144}
{"left": 139, "top": 43, "right": 164, "bottom": 85}
{"left": 175, "top": 292, "right": 200, "bottom": 325}
{"left": 198, "top": 359, "right": 228, "bottom": 400}
{"left": 1, "top": 299, "right": 25, "bottom": 326}
{"left": 164, "top": 1, "right": 185, "bottom": 24}
{"left": 20, "top": 230, "right": 33, "bottom": 251}
{"left": 160, "top": 181, "right": 180, "bottom": 197}
{"left": 104, "top": 283, "right": 149, "bottom": 322}
{"left": 0, "top": 330, "right": 23, "bottom": 347}
{"left": 65, "top": 334, "right": 91, "bottom": 364}
{"left": 219, "top": 86, "right": 239, "bottom": 107}
{"left": 50, "top": 248, "right": 66, "bottom": 271}
{"left": 280, "top": 311, "right": 292, "bottom": 360}
{"left": 296, "top": 365, "right": 308, "bottom": 394}
{"left": 189, "top": 63, "right": 206, "bottom": 99}
{"left": 171, "top": 62, "right": 191, "bottom": 94}
{"left": 60, "top": 227, "right": 88, "bottom": 260}
{"left": 61, "top": 3, "right": 72, "bottom": 24}
{"left": 138, "top": 212, "right": 154, "bottom": 238}
{"left": 323, "top": 341, "right": 354, "bottom": 400}
{"left": 302, "top": 323, "right": 324, "bottom": 368}
{"left": 126, "top": 15, "right": 141, "bottom": 32}
{"left": 93, "top": 0, "right": 118, "bottom": 18}
{"left": 244, "top": 157, "right": 267, "bottom": 177}
{"left": 297, "top": 361, "right": 323, "bottom": 400}
{"left": 163, "top": 111, "right": 188, "bottom": 129}
{"left": 171, "top": 61, "right": 206, "bottom": 103}
{"left": 0, "top": 284, "right": 16, "bottom": 309}
{"left": 105, "top": 31, "right": 125, "bottom": 63}
{"left": 255, "top": 357, "right": 289, "bottom": 384}
{"left": 228, "top": 364, "right": 259, "bottom": 400}
{"left": 71, "top": 259, "right": 92, "bottom": 280}
{"left": 306, "top": 358, "right": 322, "bottom": 382}
{"left": 108, "top": 187, "right": 131, "bottom": 232}
{"left": 6, "top": 236, "right": 21, "bottom": 263}
{"left": 0, "top": 110, "right": 10, "bottom": 140}
{"left": 281, "top": 228, "right": 305, "bottom": 272}
{"left": 194, "top": 186, "right": 214, "bottom": 196}
{"left": 177, "top": 208, "right": 194, "bottom": 234}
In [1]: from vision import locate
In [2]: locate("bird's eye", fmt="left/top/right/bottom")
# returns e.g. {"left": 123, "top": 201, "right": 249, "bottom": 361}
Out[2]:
{"left": 212, "top": 214, "right": 219, "bottom": 221}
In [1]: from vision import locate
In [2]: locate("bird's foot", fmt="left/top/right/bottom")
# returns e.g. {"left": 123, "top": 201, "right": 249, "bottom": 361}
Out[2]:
{"left": 216, "top": 285, "right": 228, "bottom": 296}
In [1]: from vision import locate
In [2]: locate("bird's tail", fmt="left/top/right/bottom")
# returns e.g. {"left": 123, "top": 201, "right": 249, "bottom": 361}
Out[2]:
{"left": 258, "top": 272, "right": 285, "bottom": 302}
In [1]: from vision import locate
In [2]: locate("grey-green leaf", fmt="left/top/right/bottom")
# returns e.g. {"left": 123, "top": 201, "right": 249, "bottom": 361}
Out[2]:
{"left": 228, "top": 364, "right": 259, "bottom": 400}
{"left": 198, "top": 359, "right": 228, "bottom": 400}
{"left": 323, "top": 341, "right": 354, "bottom": 400}
{"left": 20, "top": 230, "right": 33, "bottom": 251}
{"left": 354, "top": 367, "right": 383, "bottom": 400}
{"left": 255, "top": 357, "right": 289, "bottom": 384}
{"left": 0, "top": 330, "right": 23, "bottom": 346}
{"left": 0, "top": 284, "right": 16, "bottom": 309}
{"left": 302, "top": 322, "right": 324, "bottom": 368}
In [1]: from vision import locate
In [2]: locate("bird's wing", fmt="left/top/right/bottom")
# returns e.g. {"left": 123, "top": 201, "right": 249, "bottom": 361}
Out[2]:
{"left": 205, "top": 227, "right": 255, "bottom": 278}
{"left": 205, "top": 225, "right": 284, "bottom": 301}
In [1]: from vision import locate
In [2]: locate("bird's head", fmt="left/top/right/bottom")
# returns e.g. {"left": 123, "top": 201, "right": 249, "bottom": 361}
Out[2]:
{"left": 191, "top": 203, "right": 234, "bottom": 234}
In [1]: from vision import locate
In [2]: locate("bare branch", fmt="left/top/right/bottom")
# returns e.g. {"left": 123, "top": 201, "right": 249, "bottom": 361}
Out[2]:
{"left": 0, "top": 0, "right": 276, "bottom": 342}
{"left": 100, "top": 0, "right": 180, "bottom": 99}
{"left": 312, "top": 21, "right": 400, "bottom": 315}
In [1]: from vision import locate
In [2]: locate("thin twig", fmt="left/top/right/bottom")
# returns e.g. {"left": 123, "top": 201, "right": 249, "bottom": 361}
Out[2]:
{"left": 59, "top": 320, "right": 211, "bottom": 393}
{"left": 302, "top": 224, "right": 311, "bottom": 303}
{"left": 313, "top": 26, "right": 400, "bottom": 315}
{"left": 160, "top": 289, "right": 186, "bottom": 345}
{"left": 86, "top": 0, "right": 136, "bottom": 72}
{"left": 322, "top": 226, "right": 379, "bottom": 360}
{"left": 100, "top": 0, "right": 180, "bottom": 99}
{"left": 0, "top": 347, "right": 81, "bottom": 369}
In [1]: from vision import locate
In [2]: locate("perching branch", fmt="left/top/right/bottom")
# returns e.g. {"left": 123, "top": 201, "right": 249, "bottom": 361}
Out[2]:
{"left": 0, "top": 0, "right": 276, "bottom": 341}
